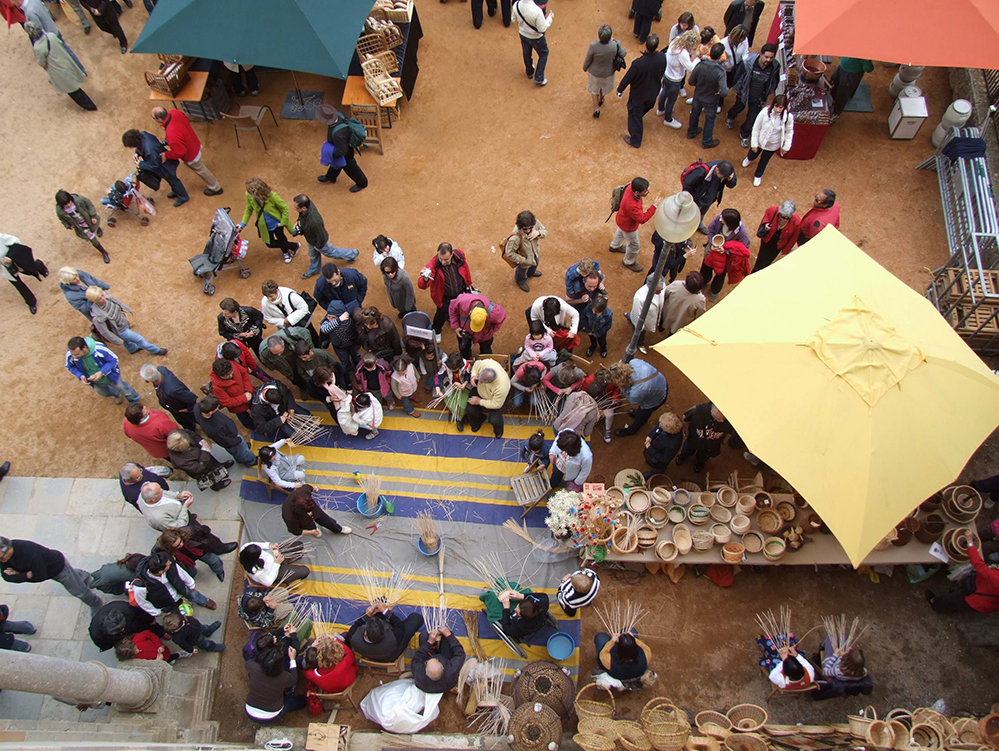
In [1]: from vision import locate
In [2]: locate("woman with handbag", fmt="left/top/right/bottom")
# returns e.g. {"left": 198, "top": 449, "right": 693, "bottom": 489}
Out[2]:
{"left": 583, "top": 24, "right": 626, "bottom": 119}
{"left": 238, "top": 179, "right": 300, "bottom": 264}
{"left": 752, "top": 201, "right": 801, "bottom": 273}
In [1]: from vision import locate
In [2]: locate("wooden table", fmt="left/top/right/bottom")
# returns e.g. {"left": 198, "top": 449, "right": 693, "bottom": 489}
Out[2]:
{"left": 341, "top": 75, "right": 400, "bottom": 126}
{"left": 149, "top": 71, "right": 211, "bottom": 119}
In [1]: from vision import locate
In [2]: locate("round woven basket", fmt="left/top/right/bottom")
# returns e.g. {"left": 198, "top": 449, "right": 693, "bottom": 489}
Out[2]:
{"left": 508, "top": 702, "right": 563, "bottom": 751}
{"left": 647, "top": 505, "right": 669, "bottom": 529}
{"left": 688, "top": 505, "right": 711, "bottom": 526}
{"left": 866, "top": 721, "right": 895, "bottom": 749}
{"left": 579, "top": 717, "right": 619, "bottom": 740}
{"left": 885, "top": 709, "right": 912, "bottom": 728}
{"left": 756, "top": 509, "right": 783, "bottom": 534}
{"left": 943, "top": 528, "right": 979, "bottom": 563}
{"left": 873, "top": 528, "right": 899, "bottom": 551}
{"left": 637, "top": 525, "right": 659, "bottom": 549}
{"left": 944, "top": 485, "right": 983, "bottom": 523}
{"left": 698, "top": 492, "right": 717, "bottom": 509}
{"left": 951, "top": 717, "right": 979, "bottom": 741}
{"left": 736, "top": 495, "right": 757, "bottom": 516}
{"left": 762, "top": 537, "right": 787, "bottom": 561}
{"left": 889, "top": 721, "right": 911, "bottom": 749}
{"left": 691, "top": 530, "right": 715, "bottom": 551}
{"left": 915, "top": 513, "right": 947, "bottom": 544}
{"left": 628, "top": 489, "right": 652, "bottom": 515}
{"left": 775, "top": 501, "right": 797, "bottom": 522}
{"left": 753, "top": 492, "right": 773, "bottom": 510}
{"left": 642, "top": 698, "right": 687, "bottom": 727}
{"left": 667, "top": 505, "right": 687, "bottom": 524}
{"left": 716, "top": 486, "right": 738, "bottom": 508}
{"left": 727, "top": 705, "right": 768, "bottom": 733}
{"left": 656, "top": 540, "right": 679, "bottom": 563}
{"left": 686, "top": 736, "right": 722, "bottom": 751}
{"left": 696, "top": 712, "right": 733, "bottom": 734}
{"left": 724, "top": 734, "right": 767, "bottom": 751}
{"left": 575, "top": 682, "right": 616, "bottom": 719}
{"left": 722, "top": 542, "right": 745, "bottom": 563}
{"left": 652, "top": 487, "right": 673, "bottom": 507}
{"left": 611, "top": 526, "right": 640, "bottom": 554}
{"left": 606, "top": 486, "right": 627, "bottom": 508}
{"left": 848, "top": 707, "right": 878, "bottom": 738}
{"left": 912, "top": 724, "right": 945, "bottom": 749}
{"left": 618, "top": 720, "right": 654, "bottom": 751}
{"left": 575, "top": 733, "right": 617, "bottom": 751}
{"left": 977, "top": 714, "right": 999, "bottom": 747}
{"left": 511, "top": 660, "right": 576, "bottom": 722}
{"left": 648, "top": 474, "right": 674, "bottom": 490}
{"left": 711, "top": 523, "right": 732, "bottom": 545}
{"left": 710, "top": 505, "right": 733, "bottom": 523}
{"left": 673, "top": 524, "right": 693, "bottom": 555}
{"left": 673, "top": 488, "right": 692, "bottom": 507}
{"left": 642, "top": 699, "right": 690, "bottom": 751}
{"left": 742, "top": 531, "right": 765, "bottom": 554}
{"left": 730, "top": 515, "right": 751, "bottom": 535}
{"left": 616, "top": 469, "right": 647, "bottom": 490}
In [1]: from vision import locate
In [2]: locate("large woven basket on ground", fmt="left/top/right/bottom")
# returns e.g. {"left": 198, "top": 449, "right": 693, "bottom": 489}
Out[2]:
{"left": 866, "top": 721, "right": 896, "bottom": 748}
{"left": 849, "top": 707, "right": 878, "bottom": 738}
{"left": 911, "top": 724, "right": 945, "bottom": 748}
{"left": 641, "top": 698, "right": 691, "bottom": 751}
{"left": 618, "top": 719, "right": 654, "bottom": 751}
{"left": 512, "top": 660, "right": 576, "bottom": 722}
{"left": 575, "top": 682, "right": 615, "bottom": 719}
{"left": 724, "top": 734, "right": 767, "bottom": 751}
{"left": 686, "top": 736, "right": 722, "bottom": 751}
{"left": 726, "top": 705, "right": 768, "bottom": 733}
{"left": 508, "top": 701, "right": 562, "bottom": 751}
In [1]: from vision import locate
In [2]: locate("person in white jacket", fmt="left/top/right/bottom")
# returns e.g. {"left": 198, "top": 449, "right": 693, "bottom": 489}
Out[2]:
{"left": 625, "top": 275, "right": 666, "bottom": 353}
{"left": 371, "top": 235, "right": 405, "bottom": 269}
{"left": 656, "top": 30, "right": 700, "bottom": 129}
{"left": 337, "top": 392, "right": 384, "bottom": 440}
{"left": 260, "top": 279, "right": 311, "bottom": 329}
{"left": 513, "top": 0, "right": 553, "bottom": 87}
{"left": 259, "top": 439, "right": 306, "bottom": 490}
{"left": 744, "top": 94, "right": 794, "bottom": 186}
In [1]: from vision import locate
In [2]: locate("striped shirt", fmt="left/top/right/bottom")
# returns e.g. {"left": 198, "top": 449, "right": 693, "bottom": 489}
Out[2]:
{"left": 557, "top": 569, "right": 600, "bottom": 611}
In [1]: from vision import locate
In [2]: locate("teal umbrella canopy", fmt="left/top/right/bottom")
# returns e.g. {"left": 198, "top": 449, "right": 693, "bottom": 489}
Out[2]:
{"left": 132, "top": 0, "right": 375, "bottom": 79}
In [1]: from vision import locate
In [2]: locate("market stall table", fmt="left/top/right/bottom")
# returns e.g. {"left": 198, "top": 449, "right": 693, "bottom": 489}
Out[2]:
{"left": 348, "top": 6, "right": 423, "bottom": 100}
{"left": 342, "top": 75, "right": 401, "bottom": 126}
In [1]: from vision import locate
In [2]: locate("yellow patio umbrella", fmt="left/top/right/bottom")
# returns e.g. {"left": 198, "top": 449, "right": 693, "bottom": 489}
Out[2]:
{"left": 653, "top": 226, "right": 999, "bottom": 566}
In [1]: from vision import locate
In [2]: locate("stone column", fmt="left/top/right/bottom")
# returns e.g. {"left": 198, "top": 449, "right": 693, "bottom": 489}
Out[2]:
{"left": 0, "top": 651, "right": 158, "bottom": 711}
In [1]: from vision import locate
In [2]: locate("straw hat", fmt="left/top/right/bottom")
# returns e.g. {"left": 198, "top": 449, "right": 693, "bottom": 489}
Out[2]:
{"left": 316, "top": 103, "right": 341, "bottom": 124}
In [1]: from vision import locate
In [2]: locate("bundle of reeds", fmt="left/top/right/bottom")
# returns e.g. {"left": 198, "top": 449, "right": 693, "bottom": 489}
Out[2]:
{"left": 276, "top": 537, "right": 318, "bottom": 561}
{"left": 821, "top": 614, "right": 867, "bottom": 654}
{"left": 756, "top": 606, "right": 793, "bottom": 649}
{"left": 470, "top": 552, "right": 516, "bottom": 596}
{"left": 531, "top": 387, "right": 560, "bottom": 423}
{"left": 287, "top": 412, "right": 327, "bottom": 445}
{"left": 461, "top": 610, "right": 486, "bottom": 660}
{"left": 266, "top": 581, "right": 304, "bottom": 607}
{"left": 501, "top": 518, "right": 575, "bottom": 554}
{"left": 359, "top": 473, "right": 382, "bottom": 515}
{"left": 594, "top": 600, "right": 649, "bottom": 637}
{"left": 420, "top": 603, "right": 454, "bottom": 634}
{"left": 427, "top": 382, "right": 456, "bottom": 411}
{"left": 284, "top": 600, "right": 311, "bottom": 634}
{"left": 415, "top": 511, "right": 440, "bottom": 550}
{"left": 302, "top": 600, "right": 341, "bottom": 638}
{"left": 467, "top": 660, "right": 511, "bottom": 735}
{"left": 357, "top": 562, "right": 415, "bottom": 606}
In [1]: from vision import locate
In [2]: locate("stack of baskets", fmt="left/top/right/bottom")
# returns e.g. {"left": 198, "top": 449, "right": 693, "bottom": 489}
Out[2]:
{"left": 512, "top": 661, "right": 576, "bottom": 723}
{"left": 641, "top": 698, "right": 691, "bottom": 751}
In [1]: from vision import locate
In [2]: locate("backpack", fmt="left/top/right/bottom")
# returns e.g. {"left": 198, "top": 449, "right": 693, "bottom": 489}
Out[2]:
{"left": 500, "top": 233, "right": 520, "bottom": 268}
{"left": 332, "top": 117, "right": 367, "bottom": 151}
{"left": 605, "top": 184, "right": 628, "bottom": 223}
{"left": 680, "top": 159, "right": 707, "bottom": 189}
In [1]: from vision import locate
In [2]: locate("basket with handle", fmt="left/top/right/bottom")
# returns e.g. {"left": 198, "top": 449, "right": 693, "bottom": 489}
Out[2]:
{"left": 145, "top": 57, "right": 192, "bottom": 96}
{"left": 575, "top": 682, "right": 616, "bottom": 719}
{"left": 848, "top": 706, "right": 878, "bottom": 739}
{"left": 642, "top": 698, "right": 691, "bottom": 751}
{"left": 866, "top": 721, "right": 895, "bottom": 749}
{"left": 618, "top": 720, "right": 654, "bottom": 751}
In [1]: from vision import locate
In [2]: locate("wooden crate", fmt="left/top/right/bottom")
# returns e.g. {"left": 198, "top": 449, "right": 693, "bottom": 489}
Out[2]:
{"left": 943, "top": 267, "right": 999, "bottom": 302}
{"left": 364, "top": 75, "right": 404, "bottom": 106}
{"left": 306, "top": 723, "right": 350, "bottom": 751}
{"left": 383, "top": 0, "right": 414, "bottom": 23}
{"left": 511, "top": 469, "right": 551, "bottom": 506}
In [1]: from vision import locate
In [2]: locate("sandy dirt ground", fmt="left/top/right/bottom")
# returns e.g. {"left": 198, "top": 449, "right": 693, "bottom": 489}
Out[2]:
{"left": 1, "top": 0, "right": 997, "bottom": 742}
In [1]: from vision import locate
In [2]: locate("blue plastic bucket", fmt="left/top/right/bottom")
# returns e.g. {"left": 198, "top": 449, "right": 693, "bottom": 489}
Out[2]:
{"left": 547, "top": 631, "right": 575, "bottom": 662}
{"left": 417, "top": 536, "right": 443, "bottom": 556}
{"left": 357, "top": 493, "right": 385, "bottom": 518}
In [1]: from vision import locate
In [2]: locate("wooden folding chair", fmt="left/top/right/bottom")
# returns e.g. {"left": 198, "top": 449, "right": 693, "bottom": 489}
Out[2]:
{"left": 760, "top": 665, "right": 819, "bottom": 702}
{"left": 350, "top": 104, "right": 384, "bottom": 155}
{"left": 356, "top": 652, "right": 406, "bottom": 676}
{"left": 221, "top": 104, "right": 278, "bottom": 150}
{"left": 474, "top": 353, "right": 512, "bottom": 375}
{"left": 315, "top": 683, "right": 359, "bottom": 712}
{"left": 256, "top": 462, "right": 280, "bottom": 501}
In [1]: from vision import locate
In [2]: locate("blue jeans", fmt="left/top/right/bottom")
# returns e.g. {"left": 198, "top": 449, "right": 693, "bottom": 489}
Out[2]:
{"left": 657, "top": 77, "right": 683, "bottom": 122}
{"left": 520, "top": 35, "right": 548, "bottom": 83}
{"left": 199, "top": 552, "right": 225, "bottom": 579}
{"left": 400, "top": 395, "right": 416, "bottom": 415}
{"left": 185, "top": 588, "right": 209, "bottom": 606}
{"left": 93, "top": 378, "right": 141, "bottom": 404}
{"left": 304, "top": 242, "right": 359, "bottom": 277}
{"left": 688, "top": 97, "right": 718, "bottom": 146}
{"left": 511, "top": 389, "right": 535, "bottom": 409}
{"left": 119, "top": 327, "right": 164, "bottom": 354}
{"left": 223, "top": 436, "right": 258, "bottom": 466}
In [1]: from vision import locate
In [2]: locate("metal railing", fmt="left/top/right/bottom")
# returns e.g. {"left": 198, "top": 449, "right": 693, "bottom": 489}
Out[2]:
{"left": 985, "top": 70, "right": 999, "bottom": 144}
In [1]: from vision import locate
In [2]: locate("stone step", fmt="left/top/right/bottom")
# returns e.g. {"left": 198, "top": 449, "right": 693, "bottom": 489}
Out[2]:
{"left": 21, "top": 730, "right": 159, "bottom": 742}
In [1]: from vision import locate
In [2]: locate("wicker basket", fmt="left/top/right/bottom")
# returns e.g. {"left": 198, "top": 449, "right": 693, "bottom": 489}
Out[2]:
{"left": 382, "top": 0, "right": 414, "bottom": 22}
{"left": 753, "top": 492, "right": 773, "bottom": 510}
{"left": 686, "top": 737, "right": 722, "bottom": 751}
{"left": 656, "top": 540, "right": 679, "bottom": 563}
{"left": 677, "top": 481, "right": 701, "bottom": 494}
{"left": 775, "top": 501, "right": 797, "bottom": 522}
{"left": 637, "top": 525, "right": 659, "bottom": 549}
{"left": 575, "top": 682, "right": 616, "bottom": 719}
{"left": 618, "top": 720, "right": 654, "bottom": 751}
{"left": 509, "top": 702, "right": 563, "bottom": 751}
{"left": 673, "top": 488, "right": 692, "bottom": 506}
{"left": 977, "top": 714, "right": 999, "bottom": 747}
{"left": 912, "top": 724, "right": 945, "bottom": 749}
{"left": 762, "top": 537, "right": 786, "bottom": 561}
{"left": 724, "top": 735, "right": 767, "bottom": 751}
{"left": 885, "top": 709, "right": 912, "bottom": 727}
{"left": 866, "top": 721, "right": 896, "bottom": 748}
{"left": 722, "top": 542, "right": 745, "bottom": 563}
{"left": 611, "top": 526, "right": 640, "bottom": 554}
{"left": 363, "top": 74, "right": 404, "bottom": 106}
{"left": 380, "top": 23, "right": 404, "bottom": 48}
{"left": 371, "top": 49, "right": 399, "bottom": 75}
{"left": 711, "top": 524, "right": 732, "bottom": 545}
{"left": 848, "top": 707, "right": 878, "bottom": 739}
{"left": 606, "top": 486, "right": 627, "bottom": 507}
{"left": 699, "top": 724, "right": 731, "bottom": 741}
{"left": 642, "top": 698, "right": 687, "bottom": 726}
{"left": 756, "top": 509, "right": 783, "bottom": 534}
{"left": 616, "top": 469, "right": 647, "bottom": 490}
{"left": 716, "top": 486, "right": 738, "bottom": 508}
{"left": 710, "top": 505, "right": 733, "bottom": 524}
{"left": 649, "top": 474, "right": 674, "bottom": 490}
{"left": 742, "top": 531, "right": 765, "bottom": 554}
{"left": 356, "top": 32, "right": 389, "bottom": 61}
{"left": 628, "top": 489, "right": 653, "bottom": 514}
{"left": 652, "top": 487, "right": 673, "bottom": 507}
{"left": 576, "top": 733, "right": 618, "bottom": 751}
{"left": 696, "top": 712, "right": 733, "bottom": 734}
{"left": 511, "top": 661, "right": 575, "bottom": 722}
{"left": 579, "top": 717, "right": 619, "bottom": 739}
{"left": 688, "top": 505, "right": 711, "bottom": 526}
{"left": 889, "top": 721, "right": 911, "bottom": 749}
{"left": 644, "top": 720, "right": 690, "bottom": 751}
{"left": 145, "top": 57, "right": 192, "bottom": 96}
{"left": 668, "top": 505, "right": 687, "bottom": 523}
{"left": 736, "top": 495, "right": 756, "bottom": 516}
{"left": 726, "top": 705, "right": 767, "bottom": 733}
{"left": 647, "top": 505, "right": 669, "bottom": 529}
{"left": 873, "top": 528, "right": 898, "bottom": 551}
{"left": 691, "top": 530, "right": 715, "bottom": 551}
{"left": 730, "top": 515, "right": 751, "bottom": 535}
{"left": 944, "top": 485, "right": 983, "bottom": 523}
{"left": 698, "top": 492, "right": 717, "bottom": 508}
{"left": 673, "top": 524, "right": 693, "bottom": 555}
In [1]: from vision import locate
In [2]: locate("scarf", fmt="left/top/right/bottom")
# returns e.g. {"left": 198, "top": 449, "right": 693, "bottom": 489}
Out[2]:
{"left": 221, "top": 309, "right": 251, "bottom": 335}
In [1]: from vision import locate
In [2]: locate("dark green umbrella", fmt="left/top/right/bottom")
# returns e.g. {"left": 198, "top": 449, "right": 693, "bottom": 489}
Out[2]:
{"left": 132, "top": 0, "right": 374, "bottom": 80}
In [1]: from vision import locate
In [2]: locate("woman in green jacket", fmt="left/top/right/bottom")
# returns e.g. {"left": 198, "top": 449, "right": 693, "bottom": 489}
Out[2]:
{"left": 238, "top": 178, "right": 299, "bottom": 263}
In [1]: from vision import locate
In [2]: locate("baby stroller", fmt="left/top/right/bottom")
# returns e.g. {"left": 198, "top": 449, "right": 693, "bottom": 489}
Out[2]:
{"left": 189, "top": 207, "right": 250, "bottom": 295}
{"left": 102, "top": 173, "right": 155, "bottom": 227}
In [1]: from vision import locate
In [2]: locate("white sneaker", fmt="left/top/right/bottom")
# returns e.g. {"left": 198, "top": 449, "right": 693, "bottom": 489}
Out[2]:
{"left": 685, "top": 97, "right": 693, "bottom": 105}
{"left": 655, "top": 109, "right": 665, "bottom": 116}
{"left": 434, "top": 332, "right": 442, "bottom": 344}
{"left": 717, "top": 106, "right": 722, "bottom": 113}
{"left": 665, "top": 118, "right": 683, "bottom": 129}
{"left": 753, "top": 176, "right": 762, "bottom": 187}
{"left": 680, "top": 87, "right": 688, "bottom": 97}
{"left": 339, "top": 526, "right": 352, "bottom": 535}
{"left": 742, "top": 157, "right": 751, "bottom": 168}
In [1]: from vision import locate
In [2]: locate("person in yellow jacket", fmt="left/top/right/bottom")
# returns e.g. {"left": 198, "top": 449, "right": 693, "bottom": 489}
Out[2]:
{"left": 459, "top": 359, "right": 511, "bottom": 438}
{"left": 238, "top": 178, "right": 300, "bottom": 264}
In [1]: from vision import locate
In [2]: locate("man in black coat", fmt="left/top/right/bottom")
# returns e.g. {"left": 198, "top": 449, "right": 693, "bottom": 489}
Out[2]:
{"left": 726, "top": 45, "right": 780, "bottom": 147}
{"left": 617, "top": 35, "right": 667, "bottom": 149}
{"left": 249, "top": 381, "right": 311, "bottom": 440}
{"left": 344, "top": 603, "right": 424, "bottom": 663}
{"left": 315, "top": 104, "right": 368, "bottom": 193}
{"left": 194, "top": 396, "right": 258, "bottom": 467}
{"left": 121, "top": 129, "right": 189, "bottom": 207}
{"left": 140, "top": 365, "right": 198, "bottom": 431}
{"left": 723, "top": 0, "right": 765, "bottom": 47}
{"left": 412, "top": 626, "right": 466, "bottom": 693}
{"left": 89, "top": 600, "right": 165, "bottom": 651}
{"left": 0, "top": 537, "right": 103, "bottom": 614}
{"left": 686, "top": 43, "right": 729, "bottom": 149}
{"left": 682, "top": 159, "right": 737, "bottom": 232}
{"left": 119, "top": 462, "right": 168, "bottom": 509}
{"left": 314, "top": 264, "right": 368, "bottom": 314}
{"left": 632, "top": 0, "right": 663, "bottom": 44}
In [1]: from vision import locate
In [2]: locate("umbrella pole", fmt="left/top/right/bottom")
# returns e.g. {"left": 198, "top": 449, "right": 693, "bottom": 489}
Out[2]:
{"left": 624, "top": 241, "right": 675, "bottom": 363}
{"left": 292, "top": 70, "right": 304, "bottom": 107}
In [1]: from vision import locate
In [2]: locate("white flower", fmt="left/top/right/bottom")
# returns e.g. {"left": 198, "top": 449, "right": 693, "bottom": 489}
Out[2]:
{"left": 545, "top": 489, "right": 583, "bottom": 536}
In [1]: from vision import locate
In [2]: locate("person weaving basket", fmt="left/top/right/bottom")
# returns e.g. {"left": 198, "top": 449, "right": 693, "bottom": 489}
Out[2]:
{"left": 592, "top": 630, "right": 652, "bottom": 690}
{"left": 756, "top": 634, "right": 815, "bottom": 690}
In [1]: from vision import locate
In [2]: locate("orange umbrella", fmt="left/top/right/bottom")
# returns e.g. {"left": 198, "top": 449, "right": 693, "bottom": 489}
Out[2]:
{"left": 793, "top": 0, "right": 999, "bottom": 68}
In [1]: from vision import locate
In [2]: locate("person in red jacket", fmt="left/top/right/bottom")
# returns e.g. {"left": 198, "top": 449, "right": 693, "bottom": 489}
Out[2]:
{"left": 122, "top": 404, "right": 179, "bottom": 460}
{"left": 926, "top": 546, "right": 999, "bottom": 615}
{"left": 210, "top": 357, "right": 254, "bottom": 430}
{"left": 218, "top": 339, "right": 271, "bottom": 384}
{"left": 752, "top": 201, "right": 801, "bottom": 273}
{"left": 417, "top": 243, "right": 473, "bottom": 339}
{"left": 609, "top": 177, "right": 658, "bottom": 274}
{"left": 303, "top": 635, "right": 357, "bottom": 694}
{"left": 797, "top": 189, "right": 840, "bottom": 245}
{"left": 449, "top": 293, "right": 506, "bottom": 359}
{"left": 699, "top": 238, "right": 751, "bottom": 301}
{"left": 115, "top": 629, "right": 179, "bottom": 663}
{"left": 151, "top": 107, "right": 223, "bottom": 197}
